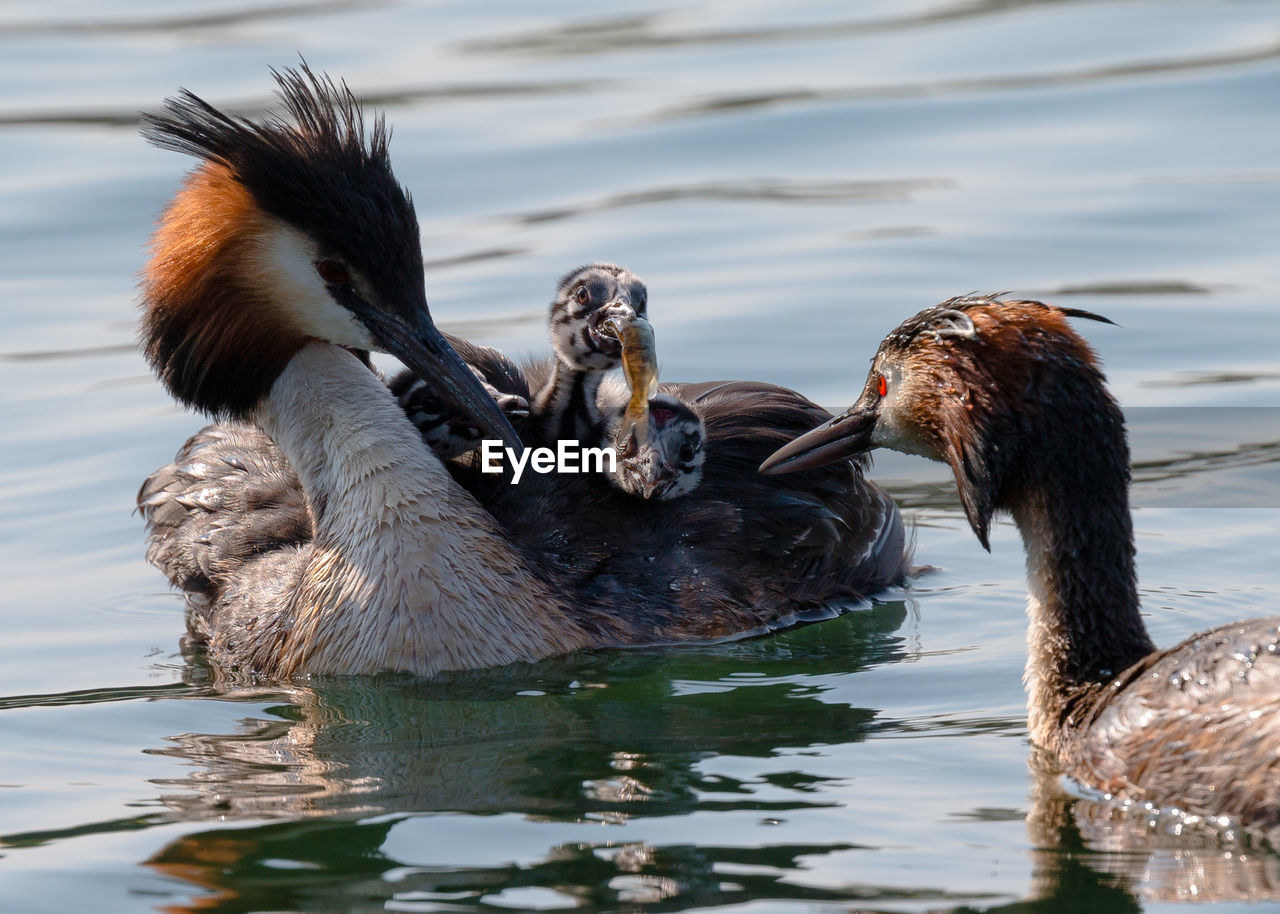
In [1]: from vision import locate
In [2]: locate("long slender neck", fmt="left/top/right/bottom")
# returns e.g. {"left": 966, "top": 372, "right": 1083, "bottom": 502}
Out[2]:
{"left": 1008, "top": 428, "right": 1155, "bottom": 750}
{"left": 533, "top": 359, "right": 603, "bottom": 443}
{"left": 254, "top": 343, "right": 594, "bottom": 676}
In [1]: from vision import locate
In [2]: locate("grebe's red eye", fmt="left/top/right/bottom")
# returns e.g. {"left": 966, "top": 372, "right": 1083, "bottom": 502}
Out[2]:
{"left": 315, "top": 259, "right": 351, "bottom": 285}
{"left": 876, "top": 374, "right": 888, "bottom": 397}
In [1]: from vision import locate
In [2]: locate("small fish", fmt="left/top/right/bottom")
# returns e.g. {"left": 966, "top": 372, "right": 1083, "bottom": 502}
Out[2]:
{"left": 605, "top": 315, "right": 658, "bottom": 443}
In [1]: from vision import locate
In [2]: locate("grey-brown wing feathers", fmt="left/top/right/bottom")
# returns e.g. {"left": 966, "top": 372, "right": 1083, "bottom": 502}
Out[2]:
{"left": 137, "top": 423, "right": 312, "bottom": 648}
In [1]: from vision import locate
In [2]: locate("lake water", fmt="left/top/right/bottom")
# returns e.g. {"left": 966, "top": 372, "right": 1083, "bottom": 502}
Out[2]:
{"left": 2, "top": 1, "right": 1280, "bottom": 911}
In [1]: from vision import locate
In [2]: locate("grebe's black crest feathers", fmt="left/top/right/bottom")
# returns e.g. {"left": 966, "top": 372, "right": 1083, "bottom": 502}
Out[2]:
{"left": 142, "top": 64, "right": 421, "bottom": 293}
{"left": 881, "top": 294, "right": 1115, "bottom": 355}
{"left": 141, "top": 63, "right": 385, "bottom": 181}
{"left": 1056, "top": 306, "right": 1117, "bottom": 326}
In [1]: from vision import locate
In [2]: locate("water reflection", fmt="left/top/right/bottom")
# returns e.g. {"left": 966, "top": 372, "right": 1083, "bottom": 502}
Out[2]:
{"left": 144, "top": 817, "right": 878, "bottom": 912}
{"left": 875, "top": 411, "right": 1280, "bottom": 512}
{"left": 102, "top": 602, "right": 1280, "bottom": 911}
{"left": 0, "top": 0, "right": 386, "bottom": 37}
{"left": 147, "top": 606, "right": 907, "bottom": 824}
{"left": 1019, "top": 749, "right": 1280, "bottom": 908}
{"left": 1143, "top": 371, "right": 1280, "bottom": 389}
{"left": 462, "top": 1, "right": 1151, "bottom": 57}
{"left": 6, "top": 613, "right": 1276, "bottom": 910}
{"left": 1047, "top": 280, "right": 1214, "bottom": 296}
{"left": 128, "top": 606, "right": 919, "bottom": 909}
{"left": 0, "top": 79, "right": 600, "bottom": 130}
{"left": 135, "top": 710, "right": 1280, "bottom": 912}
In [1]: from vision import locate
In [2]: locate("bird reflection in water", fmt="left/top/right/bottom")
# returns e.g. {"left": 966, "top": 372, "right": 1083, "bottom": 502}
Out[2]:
{"left": 1020, "top": 748, "right": 1280, "bottom": 909}
{"left": 139, "top": 605, "right": 908, "bottom": 911}
{"left": 3, "top": 601, "right": 1263, "bottom": 910}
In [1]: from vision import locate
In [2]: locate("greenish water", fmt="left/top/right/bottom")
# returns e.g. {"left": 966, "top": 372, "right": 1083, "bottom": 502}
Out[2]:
{"left": 2, "top": 2, "right": 1279, "bottom": 911}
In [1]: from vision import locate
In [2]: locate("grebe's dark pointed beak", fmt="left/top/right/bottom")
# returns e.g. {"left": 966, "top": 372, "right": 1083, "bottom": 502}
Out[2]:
{"left": 759, "top": 404, "right": 876, "bottom": 475}
{"left": 363, "top": 308, "right": 524, "bottom": 455}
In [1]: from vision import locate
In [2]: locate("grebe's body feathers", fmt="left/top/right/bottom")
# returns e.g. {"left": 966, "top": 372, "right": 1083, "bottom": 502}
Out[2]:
{"left": 143, "top": 369, "right": 906, "bottom": 664}
{"left": 1069, "top": 617, "right": 1280, "bottom": 835}
{"left": 454, "top": 377, "right": 905, "bottom": 615}
{"left": 138, "top": 422, "right": 309, "bottom": 600}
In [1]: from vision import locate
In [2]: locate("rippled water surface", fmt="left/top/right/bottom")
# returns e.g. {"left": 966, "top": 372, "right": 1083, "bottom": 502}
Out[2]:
{"left": 3, "top": 2, "right": 1280, "bottom": 911}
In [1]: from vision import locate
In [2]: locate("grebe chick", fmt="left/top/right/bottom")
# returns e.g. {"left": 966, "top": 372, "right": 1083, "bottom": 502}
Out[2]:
{"left": 390, "top": 352, "right": 528, "bottom": 460}
{"left": 137, "top": 67, "right": 910, "bottom": 680}
{"left": 389, "top": 266, "right": 645, "bottom": 458}
{"left": 762, "top": 295, "right": 1280, "bottom": 843}
{"left": 599, "top": 385, "right": 706, "bottom": 500}
{"left": 530, "top": 262, "right": 647, "bottom": 446}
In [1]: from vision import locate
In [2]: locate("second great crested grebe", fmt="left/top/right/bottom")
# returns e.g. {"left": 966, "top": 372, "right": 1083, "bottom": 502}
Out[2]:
{"left": 137, "top": 66, "right": 909, "bottom": 680}
{"left": 761, "top": 296, "right": 1280, "bottom": 843}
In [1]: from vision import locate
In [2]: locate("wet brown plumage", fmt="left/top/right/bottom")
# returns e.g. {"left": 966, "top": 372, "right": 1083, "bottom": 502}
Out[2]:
{"left": 762, "top": 295, "right": 1280, "bottom": 844}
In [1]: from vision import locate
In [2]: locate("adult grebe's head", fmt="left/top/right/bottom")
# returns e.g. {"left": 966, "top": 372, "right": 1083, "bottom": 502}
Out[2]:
{"left": 549, "top": 263, "right": 648, "bottom": 370}
{"left": 761, "top": 295, "right": 1120, "bottom": 547}
{"left": 139, "top": 64, "right": 520, "bottom": 450}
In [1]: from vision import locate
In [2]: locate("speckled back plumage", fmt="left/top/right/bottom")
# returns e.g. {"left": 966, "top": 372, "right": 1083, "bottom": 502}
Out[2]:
{"left": 1067, "top": 618, "right": 1280, "bottom": 844}
{"left": 390, "top": 332, "right": 532, "bottom": 459}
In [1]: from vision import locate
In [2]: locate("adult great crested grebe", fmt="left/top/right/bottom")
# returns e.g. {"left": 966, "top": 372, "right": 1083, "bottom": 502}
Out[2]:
{"left": 761, "top": 295, "right": 1280, "bottom": 844}
{"left": 136, "top": 66, "right": 908, "bottom": 680}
